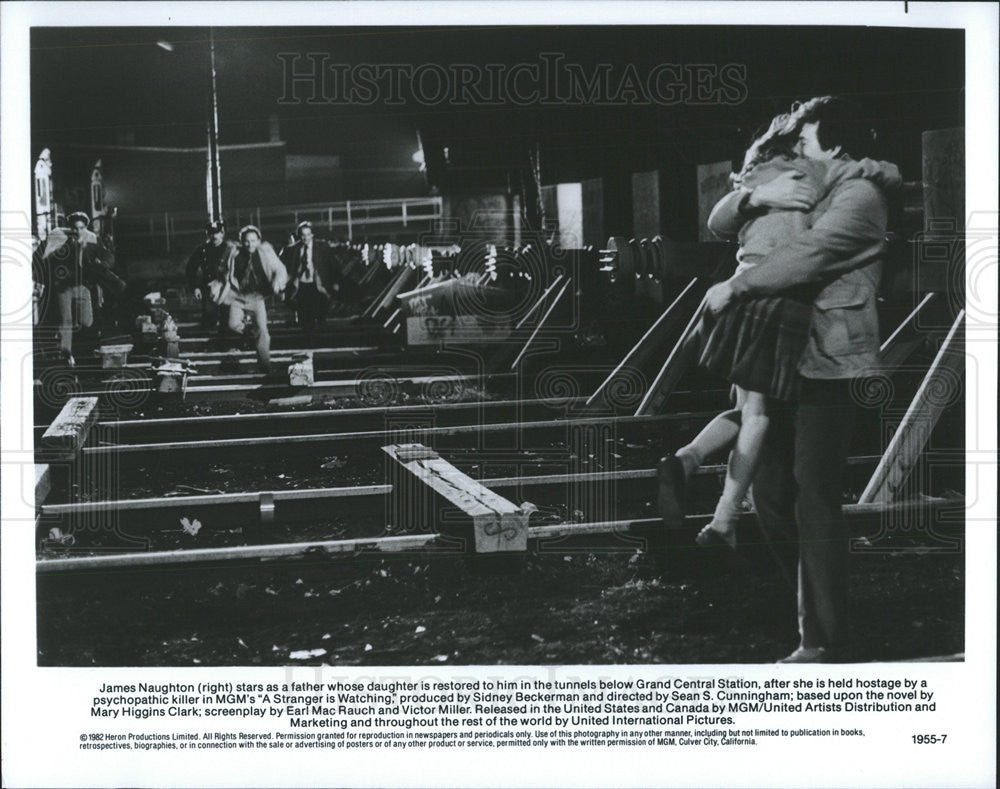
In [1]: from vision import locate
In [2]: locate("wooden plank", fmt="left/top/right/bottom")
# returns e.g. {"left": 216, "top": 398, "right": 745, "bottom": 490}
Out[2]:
{"left": 859, "top": 310, "right": 965, "bottom": 504}
{"left": 35, "top": 465, "right": 52, "bottom": 507}
{"left": 397, "top": 276, "right": 502, "bottom": 318}
{"left": 383, "top": 443, "right": 528, "bottom": 553}
{"left": 41, "top": 397, "right": 99, "bottom": 454}
{"left": 406, "top": 315, "right": 511, "bottom": 346}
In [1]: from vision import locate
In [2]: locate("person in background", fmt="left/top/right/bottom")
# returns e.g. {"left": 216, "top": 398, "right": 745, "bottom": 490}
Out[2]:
{"left": 35, "top": 211, "right": 123, "bottom": 365}
{"left": 280, "top": 220, "right": 341, "bottom": 331}
{"left": 185, "top": 220, "right": 229, "bottom": 333}
{"left": 210, "top": 225, "right": 287, "bottom": 373}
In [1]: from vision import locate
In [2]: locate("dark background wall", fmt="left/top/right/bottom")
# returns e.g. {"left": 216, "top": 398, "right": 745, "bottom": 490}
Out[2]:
{"left": 32, "top": 26, "right": 964, "bottom": 240}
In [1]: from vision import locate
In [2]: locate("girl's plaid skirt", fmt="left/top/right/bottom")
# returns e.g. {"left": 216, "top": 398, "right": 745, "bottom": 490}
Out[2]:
{"left": 685, "top": 295, "right": 814, "bottom": 402}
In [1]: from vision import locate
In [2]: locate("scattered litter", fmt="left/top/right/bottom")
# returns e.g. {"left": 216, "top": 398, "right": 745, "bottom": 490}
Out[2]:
{"left": 531, "top": 634, "right": 545, "bottom": 643}
{"left": 193, "top": 659, "right": 201, "bottom": 664}
{"left": 434, "top": 595, "right": 442, "bottom": 604}
{"left": 432, "top": 654, "right": 449, "bottom": 662}
{"left": 265, "top": 587, "right": 278, "bottom": 596}
{"left": 415, "top": 626, "right": 426, "bottom": 634}
{"left": 364, "top": 644, "right": 373, "bottom": 652}
{"left": 237, "top": 638, "right": 248, "bottom": 649}
{"left": 290, "top": 648, "right": 327, "bottom": 660}
{"left": 180, "top": 517, "right": 202, "bottom": 536}
{"left": 379, "top": 569, "right": 388, "bottom": 577}
{"left": 47, "top": 528, "right": 75, "bottom": 546}
{"left": 322, "top": 633, "right": 331, "bottom": 640}
{"left": 295, "top": 578, "right": 304, "bottom": 585}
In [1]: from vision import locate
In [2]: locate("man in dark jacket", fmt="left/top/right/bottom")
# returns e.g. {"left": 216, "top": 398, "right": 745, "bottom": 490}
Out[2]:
{"left": 704, "top": 96, "right": 898, "bottom": 663}
{"left": 185, "top": 220, "right": 229, "bottom": 331}
{"left": 35, "top": 212, "right": 122, "bottom": 364}
{"left": 280, "top": 221, "right": 341, "bottom": 330}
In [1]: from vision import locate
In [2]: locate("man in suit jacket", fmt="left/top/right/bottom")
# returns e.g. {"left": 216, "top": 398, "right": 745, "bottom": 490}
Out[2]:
{"left": 280, "top": 221, "right": 341, "bottom": 330}
{"left": 704, "top": 96, "right": 899, "bottom": 663}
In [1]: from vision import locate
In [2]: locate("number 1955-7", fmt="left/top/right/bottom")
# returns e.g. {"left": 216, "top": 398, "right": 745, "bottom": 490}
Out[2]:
{"left": 912, "top": 734, "right": 948, "bottom": 744}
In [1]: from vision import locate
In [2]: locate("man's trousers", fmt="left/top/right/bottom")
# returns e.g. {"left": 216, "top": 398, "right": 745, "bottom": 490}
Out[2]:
{"left": 292, "top": 283, "right": 330, "bottom": 330}
{"left": 55, "top": 285, "right": 94, "bottom": 353}
{"left": 751, "top": 377, "right": 856, "bottom": 653}
{"left": 226, "top": 293, "right": 271, "bottom": 370}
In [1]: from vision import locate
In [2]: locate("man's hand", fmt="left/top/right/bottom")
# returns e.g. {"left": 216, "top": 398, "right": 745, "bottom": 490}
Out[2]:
{"left": 704, "top": 281, "right": 735, "bottom": 314}
{"left": 748, "top": 170, "right": 818, "bottom": 211}
{"left": 193, "top": 287, "right": 202, "bottom": 301}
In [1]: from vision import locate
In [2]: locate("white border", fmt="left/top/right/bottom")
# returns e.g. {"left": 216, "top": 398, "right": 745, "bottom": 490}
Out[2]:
{"left": 2, "top": 3, "right": 996, "bottom": 788}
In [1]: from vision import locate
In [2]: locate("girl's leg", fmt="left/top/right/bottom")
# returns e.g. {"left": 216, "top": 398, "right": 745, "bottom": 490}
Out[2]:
{"left": 658, "top": 395, "right": 742, "bottom": 531}
{"left": 697, "top": 389, "right": 770, "bottom": 548}
{"left": 676, "top": 407, "right": 741, "bottom": 479}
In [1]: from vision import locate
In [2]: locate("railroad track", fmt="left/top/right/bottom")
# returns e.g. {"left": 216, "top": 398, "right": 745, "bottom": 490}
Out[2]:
{"left": 33, "top": 246, "right": 965, "bottom": 594}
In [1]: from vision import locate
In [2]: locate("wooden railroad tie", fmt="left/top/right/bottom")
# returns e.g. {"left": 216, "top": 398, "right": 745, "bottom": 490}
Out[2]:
{"left": 383, "top": 443, "right": 528, "bottom": 554}
{"left": 41, "top": 396, "right": 99, "bottom": 457}
{"left": 35, "top": 464, "right": 52, "bottom": 507}
{"left": 95, "top": 343, "right": 134, "bottom": 369}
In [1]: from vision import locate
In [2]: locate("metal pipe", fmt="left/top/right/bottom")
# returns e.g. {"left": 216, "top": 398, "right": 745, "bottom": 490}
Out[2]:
{"left": 510, "top": 278, "right": 570, "bottom": 370}
{"left": 207, "top": 28, "right": 222, "bottom": 222}
{"left": 586, "top": 277, "right": 699, "bottom": 407}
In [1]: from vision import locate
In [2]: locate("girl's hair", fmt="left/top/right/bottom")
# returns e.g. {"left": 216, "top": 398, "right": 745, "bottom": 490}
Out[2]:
{"left": 731, "top": 111, "right": 803, "bottom": 187}
{"left": 238, "top": 224, "right": 262, "bottom": 241}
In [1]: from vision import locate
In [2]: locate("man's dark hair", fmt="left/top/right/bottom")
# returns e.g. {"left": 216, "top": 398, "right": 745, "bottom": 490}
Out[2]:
{"left": 793, "top": 95, "right": 874, "bottom": 158}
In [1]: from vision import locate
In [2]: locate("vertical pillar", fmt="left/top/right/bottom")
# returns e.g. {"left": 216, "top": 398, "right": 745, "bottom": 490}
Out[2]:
{"left": 696, "top": 161, "right": 733, "bottom": 241}
{"left": 632, "top": 170, "right": 660, "bottom": 239}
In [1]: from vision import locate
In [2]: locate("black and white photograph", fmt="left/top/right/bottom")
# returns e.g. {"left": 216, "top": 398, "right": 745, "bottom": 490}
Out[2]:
{"left": 1, "top": 2, "right": 996, "bottom": 787}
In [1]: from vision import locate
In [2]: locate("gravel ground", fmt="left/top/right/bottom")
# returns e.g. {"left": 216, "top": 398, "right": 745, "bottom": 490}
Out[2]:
{"left": 36, "top": 539, "right": 964, "bottom": 666}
